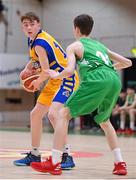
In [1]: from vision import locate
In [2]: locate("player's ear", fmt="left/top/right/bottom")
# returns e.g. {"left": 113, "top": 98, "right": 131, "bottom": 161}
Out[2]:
{"left": 37, "top": 22, "right": 41, "bottom": 28}
{"left": 75, "top": 27, "right": 80, "bottom": 35}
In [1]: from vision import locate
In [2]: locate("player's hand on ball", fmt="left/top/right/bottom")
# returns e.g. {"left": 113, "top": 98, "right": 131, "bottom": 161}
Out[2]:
{"left": 29, "top": 79, "right": 41, "bottom": 92}
{"left": 46, "top": 70, "right": 60, "bottom": 79}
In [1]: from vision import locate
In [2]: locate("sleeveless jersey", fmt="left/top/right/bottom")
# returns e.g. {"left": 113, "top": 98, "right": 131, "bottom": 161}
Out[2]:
{"left": 28, "top": 29, "right": 67, "bottom": 72}
{"left": 28, "top": 29, "right": 79, "bottom": 100}
{"left": 126, "top": 94, "right": 136, "bottom": 105}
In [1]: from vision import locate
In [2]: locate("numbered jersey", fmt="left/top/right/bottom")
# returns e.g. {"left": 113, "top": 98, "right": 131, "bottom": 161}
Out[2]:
{"left": 29, "top": 29, "right": 67, "bottom": 72}
{"left": 78, "top": 37, "right": 115, "bottom": 80}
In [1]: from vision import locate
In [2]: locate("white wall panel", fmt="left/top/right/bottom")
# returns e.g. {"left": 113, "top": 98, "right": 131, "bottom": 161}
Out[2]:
{"left": 0, "top": 0, "right": 136, "bottom": 56}
{"left": 43, "top": 0, "right": 136, "bottom": 56}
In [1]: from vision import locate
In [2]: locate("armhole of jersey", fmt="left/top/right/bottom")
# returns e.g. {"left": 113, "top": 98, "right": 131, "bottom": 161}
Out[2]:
{"left": 77, "top": 41, "right": 84, "bottom": 62}
{"left": 32, "top": 46, "right": 39, "bottom": 58}
{"left": 102, "top": 43, "right": 108, "bottom": 55}
{"left": 126, "top": 95, "right": 129, "bottom": 102}
{"left": 33, "top": 39, "right": 48, "bottom": 58}
{"left": 105, "top": 46, "right": 108, "bottom": 54}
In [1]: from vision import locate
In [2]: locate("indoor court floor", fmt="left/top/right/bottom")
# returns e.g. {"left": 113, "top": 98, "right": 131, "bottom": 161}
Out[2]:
{"left": 0, "top": 130, "right": 136, "bottom": 179}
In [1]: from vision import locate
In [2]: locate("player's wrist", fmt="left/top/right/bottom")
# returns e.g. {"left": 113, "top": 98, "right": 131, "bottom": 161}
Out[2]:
{"left": 37, "top": 78, "right": 43, "bottom": 84}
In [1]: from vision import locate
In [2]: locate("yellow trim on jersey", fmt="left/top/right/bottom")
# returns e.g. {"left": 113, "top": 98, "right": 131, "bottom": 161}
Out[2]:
{"left": 66, "top": 77, "right": 74, "bottom": 81}
{"left": 55, "top": 67, "right": 61, "bottom": 71}
{"left": 63, "top": 86, "right": 72, "bottom": 92}
{"left": 65, "top": 82, "right": 74, "bottom": 86}
{"left": 49, "top": 61, "right": 56, "bottom": 67}
{"left": 37, "top": 31, "right": 67, "bottom": 68}
{"left": 29, "top": 30, "right": 67, "bottom": 71}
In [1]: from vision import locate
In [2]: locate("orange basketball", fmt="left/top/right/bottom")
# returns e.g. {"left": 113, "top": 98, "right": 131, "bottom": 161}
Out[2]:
{"left": 20, "top": 69, "right": 40, "bottom": 92}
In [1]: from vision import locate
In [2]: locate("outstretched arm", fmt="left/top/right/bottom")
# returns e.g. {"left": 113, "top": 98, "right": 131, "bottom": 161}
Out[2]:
{"left": 108, "top": 50, "right": 132, "bottom": 70}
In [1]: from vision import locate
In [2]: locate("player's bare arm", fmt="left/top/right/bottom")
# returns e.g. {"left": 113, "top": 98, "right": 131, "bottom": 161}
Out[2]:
{"left": 48, "top": 41, "right": 82, "bottom": 79}
{"left": 108, "top": 50, "right": 132, "bottom": 70}
{"left": 118, "top": 97, "right": 129, "bottom": 110}
{"left": 29, "top": 45, "right": 50, "bottom": 90}
{"left": 35, "top": 45, "right": 50, "bottom": 81}
{"left": 25, "top": 61, "right": 33, "bottom": 70}
{"left": 125, "top": 95, "right": 136, "bottom": 109}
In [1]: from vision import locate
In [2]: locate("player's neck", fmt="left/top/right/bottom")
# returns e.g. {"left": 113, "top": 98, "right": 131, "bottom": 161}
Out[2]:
{"left": 78, "top": 35, "right": 90, "bottom": 40}
{"left": 30, "top": 29, "right": 41, "bottom": 40}
{"left": 76, "top": 33, "right": 90, "bottom": 39}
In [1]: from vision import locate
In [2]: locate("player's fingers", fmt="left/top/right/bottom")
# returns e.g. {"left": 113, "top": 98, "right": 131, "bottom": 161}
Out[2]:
{"left": 28, "top": 81, "right": 34, "bottom": 88}
{"left": 44, "top": 69, "right": 50, "bottom": 75}
{"left": 48, "top": 70, "right": 56, "bottom": 76}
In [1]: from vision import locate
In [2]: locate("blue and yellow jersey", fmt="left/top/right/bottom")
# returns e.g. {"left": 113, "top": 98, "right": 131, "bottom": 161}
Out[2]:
{"left": 28, "top": 29, "right": 79, "bottom": 106}
{"left": 28, "top": 29, "right": 67, "bottom": 72}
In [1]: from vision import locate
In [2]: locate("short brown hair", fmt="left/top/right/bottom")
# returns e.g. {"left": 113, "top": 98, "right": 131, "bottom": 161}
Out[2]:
{"left": 74, "top": 14, "right": 94, "bottom": 35}
{"left": 21, "top": 12, "right": 40, "bottom": 22}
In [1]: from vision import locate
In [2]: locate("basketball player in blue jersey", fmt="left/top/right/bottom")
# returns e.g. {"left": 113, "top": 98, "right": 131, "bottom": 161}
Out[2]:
{"left": 13, "top": 12, "right": 79, "bottom": 169}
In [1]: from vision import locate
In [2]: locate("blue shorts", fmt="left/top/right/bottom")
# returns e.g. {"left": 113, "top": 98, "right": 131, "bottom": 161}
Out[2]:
{"left": 53, "top": 74, "right": 77, "bottom": 104}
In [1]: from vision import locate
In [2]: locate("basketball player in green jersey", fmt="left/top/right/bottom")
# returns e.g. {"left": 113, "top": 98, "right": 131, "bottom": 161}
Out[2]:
{"left": 30, "top": 14, "right": 132, "bottom": 175}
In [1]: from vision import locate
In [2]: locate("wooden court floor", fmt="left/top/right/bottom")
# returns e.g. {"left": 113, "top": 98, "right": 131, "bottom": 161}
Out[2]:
{"left": 0, "top": 130, "right": 136, "bottom": 179}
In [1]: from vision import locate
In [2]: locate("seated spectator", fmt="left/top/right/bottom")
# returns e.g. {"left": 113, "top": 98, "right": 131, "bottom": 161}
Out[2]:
{"left": 118, "top": 85, "right": 136, "bottom": 135}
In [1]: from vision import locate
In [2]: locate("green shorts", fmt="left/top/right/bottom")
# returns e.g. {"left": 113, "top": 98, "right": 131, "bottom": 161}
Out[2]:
{"left": 65, "top": 67, "right": 121, "bottom": 124}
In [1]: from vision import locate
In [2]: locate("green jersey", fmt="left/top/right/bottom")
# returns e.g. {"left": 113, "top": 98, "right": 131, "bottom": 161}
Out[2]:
{"left": 77, "top": 37, "right": 115, "bottom": 81}
{"left": 126, "top": 94, "right": 136, "bottom": 105}
{"left": 66, "top": 37, "right": 121, "bottom": 122}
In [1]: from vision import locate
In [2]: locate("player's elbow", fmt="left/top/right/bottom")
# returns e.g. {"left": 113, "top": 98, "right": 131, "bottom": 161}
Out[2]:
{"left": 66, "top": 68, "right": 74, "bottom": 77}
{"left": 128, "top": 59, "right": 132, "bottom": 67}
{"left": 124, "top": 59, "right": 132, "bottom": 68}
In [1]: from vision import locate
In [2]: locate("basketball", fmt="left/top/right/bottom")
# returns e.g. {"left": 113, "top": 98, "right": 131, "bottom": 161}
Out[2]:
{"left": 20, "top": 69, "right": 40, "bottom": 92}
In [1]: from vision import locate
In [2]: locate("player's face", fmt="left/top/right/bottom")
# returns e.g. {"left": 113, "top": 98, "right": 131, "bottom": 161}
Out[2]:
{"left": 120, "top": 92, "right": 126, "bottom": 99}
{"left": 22, "top": 19, "right": 40, "bottom": 39}
{"left": 126, "top": 88, "right": 135, "bottom": 95}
